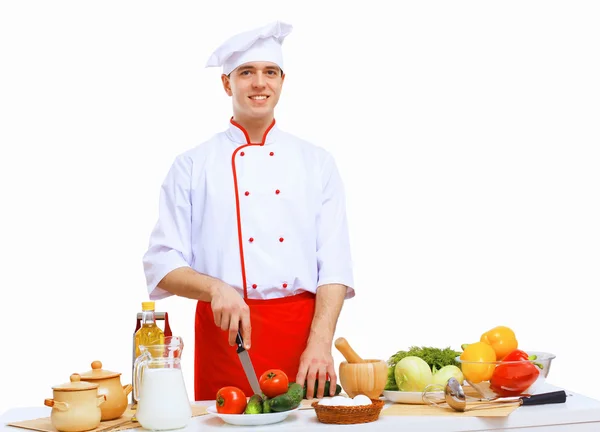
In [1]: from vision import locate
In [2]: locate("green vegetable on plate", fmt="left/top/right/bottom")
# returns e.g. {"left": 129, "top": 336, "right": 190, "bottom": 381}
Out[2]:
{"left": 385, "top": 346, "right": 461, "bottom": 391}
{"left": 394, "top": 356, "right": 433, "bottom": 392}
{"left": 244, "top": 394, "right": 263, "bottom": 414}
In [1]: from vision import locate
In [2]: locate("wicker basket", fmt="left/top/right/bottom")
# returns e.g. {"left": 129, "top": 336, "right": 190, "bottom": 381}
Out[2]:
{"left": 311, "top": 399, "right": 385, "bottom": 425}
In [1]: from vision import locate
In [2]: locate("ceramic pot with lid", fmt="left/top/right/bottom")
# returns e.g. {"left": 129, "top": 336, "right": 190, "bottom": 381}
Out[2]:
{"left": 79, "top": 360, "right": 133, "bottom": 421}
{"left": 44, "top": 374, "right": 106, "bottom": 432}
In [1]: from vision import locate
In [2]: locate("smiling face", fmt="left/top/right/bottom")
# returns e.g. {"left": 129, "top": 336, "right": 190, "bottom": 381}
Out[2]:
{"left": 221, "top": 61, "right": 285, "bottom": 123}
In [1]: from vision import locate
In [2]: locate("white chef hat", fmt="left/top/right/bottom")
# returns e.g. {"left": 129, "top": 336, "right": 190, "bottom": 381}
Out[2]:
{"left": 205, "top": 21, "right": 293, "bottom": 75}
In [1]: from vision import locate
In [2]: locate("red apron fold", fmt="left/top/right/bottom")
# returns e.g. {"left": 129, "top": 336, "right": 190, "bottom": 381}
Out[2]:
{"left": 194, "top": 291, "right": 315, "bottom": 401}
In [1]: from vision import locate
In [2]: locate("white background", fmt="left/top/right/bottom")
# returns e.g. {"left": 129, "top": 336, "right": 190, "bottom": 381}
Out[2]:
{"left": 1, "top": 0, "right": 599, "bottom": 416}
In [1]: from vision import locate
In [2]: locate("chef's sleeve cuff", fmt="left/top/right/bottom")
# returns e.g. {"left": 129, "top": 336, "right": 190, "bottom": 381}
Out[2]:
{"left": 144, "top": 249, "right": 191, "bottom": 300}
{"left": 317, "top": 276, "right": 355, "bottom": 300}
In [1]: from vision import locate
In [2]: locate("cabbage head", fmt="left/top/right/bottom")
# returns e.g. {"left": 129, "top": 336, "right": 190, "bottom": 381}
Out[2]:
{"left": 394, "top": 356, "right": 433, "bottom": 392}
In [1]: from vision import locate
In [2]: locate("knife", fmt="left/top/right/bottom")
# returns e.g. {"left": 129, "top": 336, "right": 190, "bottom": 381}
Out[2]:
{"left": 235, "top": 330, "right": 262, "bottom": 395}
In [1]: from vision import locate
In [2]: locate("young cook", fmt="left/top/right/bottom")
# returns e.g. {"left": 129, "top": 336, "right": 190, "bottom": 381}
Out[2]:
{"left": 142, "top": 21, "right": 355, "bottom": 401}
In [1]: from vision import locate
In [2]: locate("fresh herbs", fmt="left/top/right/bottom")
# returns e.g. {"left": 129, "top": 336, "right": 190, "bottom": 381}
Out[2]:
{"left": 385, "top": 346, "right": 461, "bottom": 390}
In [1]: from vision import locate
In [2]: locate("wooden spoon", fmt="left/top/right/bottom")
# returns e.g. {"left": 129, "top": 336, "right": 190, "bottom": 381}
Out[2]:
{"left": 334, "top": 337, "right": 365, "bottom": 363}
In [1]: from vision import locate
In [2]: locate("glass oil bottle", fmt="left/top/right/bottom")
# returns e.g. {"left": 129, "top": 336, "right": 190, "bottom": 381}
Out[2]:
{"left": 134, "top": 301, "right": 165, "bottom": 358}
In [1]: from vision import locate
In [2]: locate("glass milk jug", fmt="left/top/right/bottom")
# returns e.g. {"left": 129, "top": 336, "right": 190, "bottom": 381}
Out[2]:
{"left": 133, "top": 336, "right": 192, "bottom": 430}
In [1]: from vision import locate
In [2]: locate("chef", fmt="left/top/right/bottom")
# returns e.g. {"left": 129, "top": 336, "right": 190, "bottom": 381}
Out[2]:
{"left": 142, "top": 21, "right": 355, "bottom": 402}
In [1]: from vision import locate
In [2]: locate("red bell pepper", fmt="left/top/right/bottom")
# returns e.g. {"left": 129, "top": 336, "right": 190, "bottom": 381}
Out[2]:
{"left": 490, "top": 349, "right": 541, "bottom": 397}
{"left": 502, "top": 349, "right": 537, "bottom": 362}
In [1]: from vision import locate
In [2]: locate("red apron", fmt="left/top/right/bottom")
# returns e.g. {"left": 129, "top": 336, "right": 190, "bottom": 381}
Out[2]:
{"left": 194, "top": 291, "right": 315, "bottom": 401}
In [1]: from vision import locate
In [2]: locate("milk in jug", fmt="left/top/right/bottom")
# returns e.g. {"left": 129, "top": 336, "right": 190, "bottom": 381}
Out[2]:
{"left": 133, "top": 336, "right": 191, "bottom": 430}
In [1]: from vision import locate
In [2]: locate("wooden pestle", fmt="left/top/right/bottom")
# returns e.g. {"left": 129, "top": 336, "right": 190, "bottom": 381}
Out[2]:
{"left": 334, "top": 337, "right": 365, "bottom": 363}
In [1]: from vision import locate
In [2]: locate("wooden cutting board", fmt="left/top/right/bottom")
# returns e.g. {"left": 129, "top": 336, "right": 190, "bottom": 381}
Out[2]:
{"left": 303, "top": 391, "right": 520, "bottom": 418}
{"left": 6, "top": 405, "right": 208, "bottom": 432}
{"left": 381, "top": 400, "right": 521, "bottom": 417}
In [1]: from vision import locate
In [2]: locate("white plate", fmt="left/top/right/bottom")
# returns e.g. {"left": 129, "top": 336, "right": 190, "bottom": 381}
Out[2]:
{"left": 205, "top": 405, "right": 300, "bottom": 426}
{"left": 383, "top": 390, "right": 442, "bottom": 404}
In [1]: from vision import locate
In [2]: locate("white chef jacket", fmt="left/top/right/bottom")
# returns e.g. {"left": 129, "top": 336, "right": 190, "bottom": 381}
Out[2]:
{"left": 142, "top": 119, "right": 355, "bottom": 301}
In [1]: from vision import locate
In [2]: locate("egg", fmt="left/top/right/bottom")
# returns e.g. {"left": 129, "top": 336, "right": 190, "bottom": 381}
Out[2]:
{"left": 318, "top": 398, "right": 333, "bottom": 406}
{"left": 329, "top": 395, "right": 355, "bottom": 406}
{"left": 352, "top": 394, "right": 373, "bottom": 406}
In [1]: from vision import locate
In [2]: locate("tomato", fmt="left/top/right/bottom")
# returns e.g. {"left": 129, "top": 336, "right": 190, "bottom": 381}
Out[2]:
{"left": 215, "top": 386, "right": 246, "bottom": 414}
{"left": 460, "top": 342, "right": 497, "bottom": 383}
{"left": 259, "top": 369, "right": 289, "bottom": 398}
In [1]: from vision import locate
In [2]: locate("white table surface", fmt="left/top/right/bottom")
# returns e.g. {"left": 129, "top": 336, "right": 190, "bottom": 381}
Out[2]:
{"left": 3, "top": 385, "right": 600, "bottom": 432}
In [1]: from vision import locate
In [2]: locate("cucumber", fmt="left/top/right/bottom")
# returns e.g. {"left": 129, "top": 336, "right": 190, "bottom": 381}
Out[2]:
{"left": 303, "top": 380, "right": 342, "bottom": 398}
{"left": 262, "top": 395, "right": 272, "bottom": 413}
{"left": 244, "top": 394, "right": 263, "bottom": 414}
{"left": 268, "top": 383, "right": 304, "bottom": 412}
{"left": 287, "top": 382, "right": 304, "bottom": 403}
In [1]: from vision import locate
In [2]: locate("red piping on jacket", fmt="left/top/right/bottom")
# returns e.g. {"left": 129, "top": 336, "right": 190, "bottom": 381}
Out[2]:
{"left": 230, "top": 117, "right": 276, "bottom": 299}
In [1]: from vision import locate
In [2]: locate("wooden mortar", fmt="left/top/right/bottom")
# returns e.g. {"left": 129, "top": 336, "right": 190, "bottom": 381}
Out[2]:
{"left": 334, "top": 337, "right": 388, "bottom": 399}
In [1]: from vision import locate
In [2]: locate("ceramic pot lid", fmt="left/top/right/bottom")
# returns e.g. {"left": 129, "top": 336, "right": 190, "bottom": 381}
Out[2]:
{"left": 53, "top": 374, "right": 99, "bottom": 391}
{"left": 79, "top": 360, "right": 121, "bottom": 380}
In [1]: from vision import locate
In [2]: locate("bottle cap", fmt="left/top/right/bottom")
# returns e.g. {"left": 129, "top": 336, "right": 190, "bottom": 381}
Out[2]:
{"left": 141, "top": 301, "right": 155, "bottom": 311}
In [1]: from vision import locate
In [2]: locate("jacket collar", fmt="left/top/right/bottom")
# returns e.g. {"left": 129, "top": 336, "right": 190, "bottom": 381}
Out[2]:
{"left": 226, "top": 117, "right": 279, "bottom": 145}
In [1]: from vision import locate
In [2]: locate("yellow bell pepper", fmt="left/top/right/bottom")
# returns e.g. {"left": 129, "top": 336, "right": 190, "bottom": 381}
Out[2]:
{"left": 480, "top": 326, "right": 518, "bottom": 360}
{"left": 459, "top": 342, "right": 496, "bottom": 383}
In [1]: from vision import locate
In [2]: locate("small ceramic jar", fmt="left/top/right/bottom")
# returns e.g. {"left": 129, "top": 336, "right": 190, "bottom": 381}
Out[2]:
{"left": 79, "top": 360, "right": 133, "bottom": 421}
{"left": 44, "top": 374, "right": 106, "bottom": 432}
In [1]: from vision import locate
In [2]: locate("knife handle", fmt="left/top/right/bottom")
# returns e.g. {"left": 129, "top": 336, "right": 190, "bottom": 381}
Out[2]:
{"left": 520, "top": 390, "right": 567, "bottom": 406}
{"left": 235, "top": 330, "right": 245, "bottom": 354}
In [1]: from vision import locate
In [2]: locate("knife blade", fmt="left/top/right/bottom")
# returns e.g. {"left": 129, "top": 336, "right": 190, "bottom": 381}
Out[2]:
{"left": 235, "top": 330, "right": 261, "bottom": 395}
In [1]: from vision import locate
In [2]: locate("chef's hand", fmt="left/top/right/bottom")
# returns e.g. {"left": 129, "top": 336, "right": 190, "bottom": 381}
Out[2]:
{"left": 296, "top": 340, "right": 337, "bottom": 399}
{"left": 210, "top": 281, "right": 251, "bottom": 349}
